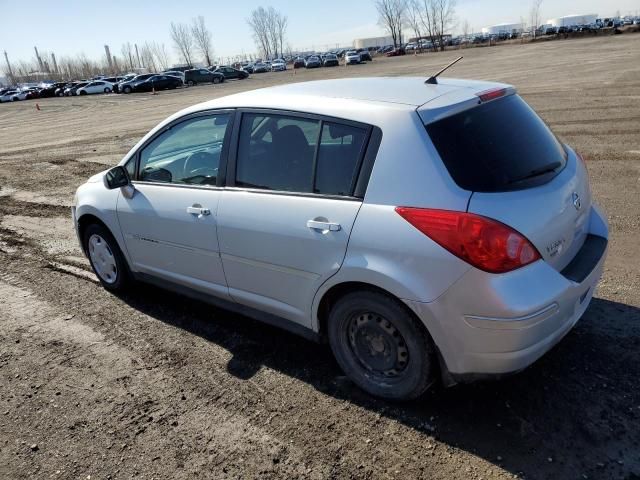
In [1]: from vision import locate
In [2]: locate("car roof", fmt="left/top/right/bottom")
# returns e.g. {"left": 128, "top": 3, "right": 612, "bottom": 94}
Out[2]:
{"left": 195, "top": 77, "right": 511, "bottom": 110}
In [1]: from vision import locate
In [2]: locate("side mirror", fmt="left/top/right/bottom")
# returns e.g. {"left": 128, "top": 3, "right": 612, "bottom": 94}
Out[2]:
{"left": 104, "top": 166, "right": 130, "bottom": 190}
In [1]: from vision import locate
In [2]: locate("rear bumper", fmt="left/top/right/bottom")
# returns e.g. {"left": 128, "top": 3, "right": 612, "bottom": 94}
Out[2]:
{"left": 404, "top": 204, "right": 609, "bottom": 379}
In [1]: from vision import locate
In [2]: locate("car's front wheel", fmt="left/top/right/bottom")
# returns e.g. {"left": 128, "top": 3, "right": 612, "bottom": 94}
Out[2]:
{"left": 104, "top": 87, "right": 111, "bottom": 93}
{"left": 328, "top": 290, "right": 437, "bottom": 400}
{"left": 83, "top": 223, "right": 130, "bottom": 292}
{"left": 79, "top": 90, "right": 87, "bottom": 95}
{"left": 123, "top": 86, "right": 131, "bottom": 94}
{"left": 187, "top": 80, "right": 196, "bottom": 87}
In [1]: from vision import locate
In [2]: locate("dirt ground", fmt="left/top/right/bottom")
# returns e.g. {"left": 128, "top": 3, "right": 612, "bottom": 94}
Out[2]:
{"left": 0, "top": 34, "right": 639, "bottom": 480}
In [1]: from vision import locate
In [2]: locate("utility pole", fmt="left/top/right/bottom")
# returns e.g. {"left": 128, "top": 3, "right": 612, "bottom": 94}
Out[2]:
{"left": 104, "top": 45, "right": 113, "bottom": 72}
{"left": 134, "top": 44, "right": 141, "bottom": 68}
{"left": 34, "top": 46, "right": 44, "bottom": 71}
{"left": 4, "top": 51, "right": 15, "bottom": 84}
{"left": 51, "top": 53, "right": 58, "bottom": 74}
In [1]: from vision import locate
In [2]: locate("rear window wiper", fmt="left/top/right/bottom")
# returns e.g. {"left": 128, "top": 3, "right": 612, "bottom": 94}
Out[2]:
{"left": 508, "top": 161, "right": 562, "bottom": 184}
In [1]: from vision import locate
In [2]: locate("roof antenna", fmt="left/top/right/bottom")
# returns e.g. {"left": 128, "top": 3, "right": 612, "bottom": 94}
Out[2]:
{"left": 425, "top": 56, "right": 463, "bottom": 85}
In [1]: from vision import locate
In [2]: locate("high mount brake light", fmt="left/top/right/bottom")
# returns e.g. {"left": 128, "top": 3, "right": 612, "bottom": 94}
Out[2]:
{"left": 395, "top": 207, "right": 541, "bottom": 274}
{"left": 476, "top": 88, "right": 507, "bottom": 102}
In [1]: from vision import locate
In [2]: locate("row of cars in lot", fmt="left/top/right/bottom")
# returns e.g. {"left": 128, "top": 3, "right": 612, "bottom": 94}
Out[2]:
{"left": 243, "top": 49, "right": 372, "bottom": 72}
{"left": 1, "top": 49, "right": 383, "bottom": 103}
{"left": 0, "top": 65, "right": 250, "bottom": 102}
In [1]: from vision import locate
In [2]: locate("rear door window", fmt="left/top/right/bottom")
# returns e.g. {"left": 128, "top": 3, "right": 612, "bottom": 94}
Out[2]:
{"left": 235, "top": 113, "right": 369, "bottom": 196}
{"left": 425, "top": 95, "right": 567, "bottom": 192}
{"left": 236, "top": 114, "right": 319, "bottom": 193}
{"left": 315, "top": 122, "right": 368, "bottom": 196}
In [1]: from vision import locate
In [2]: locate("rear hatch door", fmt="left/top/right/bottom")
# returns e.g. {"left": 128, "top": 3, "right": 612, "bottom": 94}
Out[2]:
{"left": 424, "top": 92, "right": 591, "bottom": 271}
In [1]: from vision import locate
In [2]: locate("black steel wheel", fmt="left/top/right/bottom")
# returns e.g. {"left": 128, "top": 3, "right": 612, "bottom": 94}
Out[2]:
{"left": 328, "top": 290, "right": 437, "bottom": 400}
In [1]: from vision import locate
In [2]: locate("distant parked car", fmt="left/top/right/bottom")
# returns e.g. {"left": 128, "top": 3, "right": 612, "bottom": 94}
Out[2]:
{"left": 77, "top": 80, "right": 114, "bottom": 95}
{"left": 252, "top": 62, "right": 269, "bottom": 73}
{"left": 160, "top": 71, "right": 184, "bottom": 83}
{"left": 271, "top": 59, "right": 287, "bottom": 71}
{"left": 0, "top": 90, "right": 24, "bottom": 102}
{"left": 184, "top": 68, "right": 224, "bottom": 86}
{"left": 293, "top": 57, "right": 306, "bottom": 69}
{"left": 357, "top": 49, "right": 372, "bottom": 61}
{"left": 118, "top": 75, "right": 155, "bottom": 94}
{"left": 345, "top": 51, "right": 361, "bottom": 65}
{"left": 38, "top": 82, "right": 67, "bottom": 98}
{"left": 386, "top": 48, "right": 406, "bottom": 57}
{"left": 130, "top": 75, "right": 183, "bottom": 93}
{"left": 65, "top": 82, "right": 89, "bottom": 96}
{"left": 323, "top": 54, "right": 339, "bottom": 67}
{"left": 23, "top": 87, "right": 41, "bottom": 100}
{"left": 214, "top": 66, "right": 249, "bottom": 80}
{"left": 305, "top": 56, "right": 322, "bottom": 68}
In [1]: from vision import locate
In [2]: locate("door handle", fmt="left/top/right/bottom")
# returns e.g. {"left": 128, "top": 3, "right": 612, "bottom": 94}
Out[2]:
{"left": 187, "top": 206, "right": 211, "bottom": 216}
{"left": 307, "top": 220, "right": 341, "bottom": 232}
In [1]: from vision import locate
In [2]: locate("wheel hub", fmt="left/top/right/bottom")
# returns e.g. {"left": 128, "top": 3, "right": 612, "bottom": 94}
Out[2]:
{"left": 88, "top": 234, "right": 117, "bottom": 284}
{"left": 348, "top": 313, "right": 409, "bottom": 377}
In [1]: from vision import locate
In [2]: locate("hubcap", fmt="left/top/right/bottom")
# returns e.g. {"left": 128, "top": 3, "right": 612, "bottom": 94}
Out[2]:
{"left": 347, "top": 312, "right": 409, "bottom": 378}
{"left": 88, "top": 234, "right": 117, "bottom": 284}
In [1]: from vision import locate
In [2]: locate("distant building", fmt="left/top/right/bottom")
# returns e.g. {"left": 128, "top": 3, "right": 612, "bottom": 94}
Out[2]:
{"left": 481, "top": 22, "right": 525, "bottom": 35}
{"left": 547, "top": 14, "right": 598, "bottom": 27}
{"left": 353, "top": 35, "right": 403, "bottom": 49}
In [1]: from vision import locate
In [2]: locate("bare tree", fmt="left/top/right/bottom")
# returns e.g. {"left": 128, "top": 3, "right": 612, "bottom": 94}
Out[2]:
{"left": 266, "top": 7, "right": 280, "bottom": 58}
{"left": 406, "top": 0, "right": 423, "bottom": 50}
{"left": 170, "top": 22, "right": 195, "bottom": 66}
{"left": 121, "top": 42, "right": 136, "bottom": 71}
{"left": 417, "top": 0, "right": 456, "bottom": 52}
{"left": 275, "top": 9, "right": 288, "bottom": 58}
{"left": 375, "top": 0, "right": 408, "bottom": 48}
{"left": 150, "top": 42, "right": 170, "bottom": 71}
{"left": 530, "top": 0, "right": 543, "bottom": 38}
{"left": 191, "top": 16, "right": 214, "bottom": 67}
{"left": 247, "top": 7, "right": 271, "bottom": 58}
{"left": 139, "top": 42, "right": 157, "bottom": 72}
{"left": 247, "top": 6, "right": 287, "bottom": 59}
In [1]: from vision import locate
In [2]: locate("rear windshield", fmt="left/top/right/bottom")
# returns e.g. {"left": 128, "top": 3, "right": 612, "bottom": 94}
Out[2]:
{"left": 426, "top": 95, "right": 567, "bottom": 192}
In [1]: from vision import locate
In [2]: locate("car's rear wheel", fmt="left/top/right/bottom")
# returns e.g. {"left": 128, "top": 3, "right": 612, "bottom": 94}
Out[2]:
{"left": 83, "top": 223, "right": 130, "bottom": 292}
{"left": 104, "top": 87, "right": 111, "bottom": 93}
{"left": 212, "top": 77, "right": 220, "bottom": 84}
{"left": 187, "top": 80, "right": 195, "bottom": 87}
{"left": 328, "top": 290, "right": 437, "bottom": 400}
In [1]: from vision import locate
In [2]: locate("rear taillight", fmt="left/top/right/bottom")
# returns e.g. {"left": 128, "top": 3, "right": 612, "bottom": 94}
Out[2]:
{"left": 395, "top": 207, "right": 541, "bottom": 274}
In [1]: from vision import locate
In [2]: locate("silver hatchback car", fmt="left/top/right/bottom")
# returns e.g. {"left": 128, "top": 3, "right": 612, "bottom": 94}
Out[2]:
{"left": 73, "top": 77, "right": 608, "bottom": 400}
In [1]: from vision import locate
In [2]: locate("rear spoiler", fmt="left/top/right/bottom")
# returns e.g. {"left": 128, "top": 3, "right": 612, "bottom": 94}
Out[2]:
{"left": 418, "top": 83, "right": 517, "bottom": 125}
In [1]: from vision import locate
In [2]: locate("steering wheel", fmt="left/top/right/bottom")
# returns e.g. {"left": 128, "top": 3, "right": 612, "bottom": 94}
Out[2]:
{"left": 184, "top": 151, "right": 217, "bottom": 177}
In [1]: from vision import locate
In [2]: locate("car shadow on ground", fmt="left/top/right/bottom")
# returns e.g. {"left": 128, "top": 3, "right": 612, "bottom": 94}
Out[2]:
{"left": 118, "top": 284, "right": 640, "bottom": 479}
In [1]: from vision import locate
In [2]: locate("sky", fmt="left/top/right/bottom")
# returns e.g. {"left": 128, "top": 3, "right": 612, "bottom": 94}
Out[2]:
{"left": 1, "top": 0, "right": 638, "bottom": 68}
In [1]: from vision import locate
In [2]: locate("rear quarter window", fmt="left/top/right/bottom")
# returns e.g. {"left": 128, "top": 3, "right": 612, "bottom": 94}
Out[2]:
{"left": 425, "top": 95, "right": 567, "bottom": 192}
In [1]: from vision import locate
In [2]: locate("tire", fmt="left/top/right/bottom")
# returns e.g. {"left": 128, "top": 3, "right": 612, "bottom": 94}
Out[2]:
{"left": 104, "top": 87, "right": 111, "bottom": 93}
{"left": 212, "top": 77, "right": 220, "bottom": 84}
{"left": 328, "top": 290, "right": 437, "bottom": 401}
{"left": 123, "top": 86, "right": 131, "bottom": 94}
{"left": 187, "top": 80, "right": 195, "bottom": 87}
{"left": 83, "top": 223, "right": 130, "bottom": 292}
{"left": 79, "top": 90, "right": 87, "bottom": 96}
